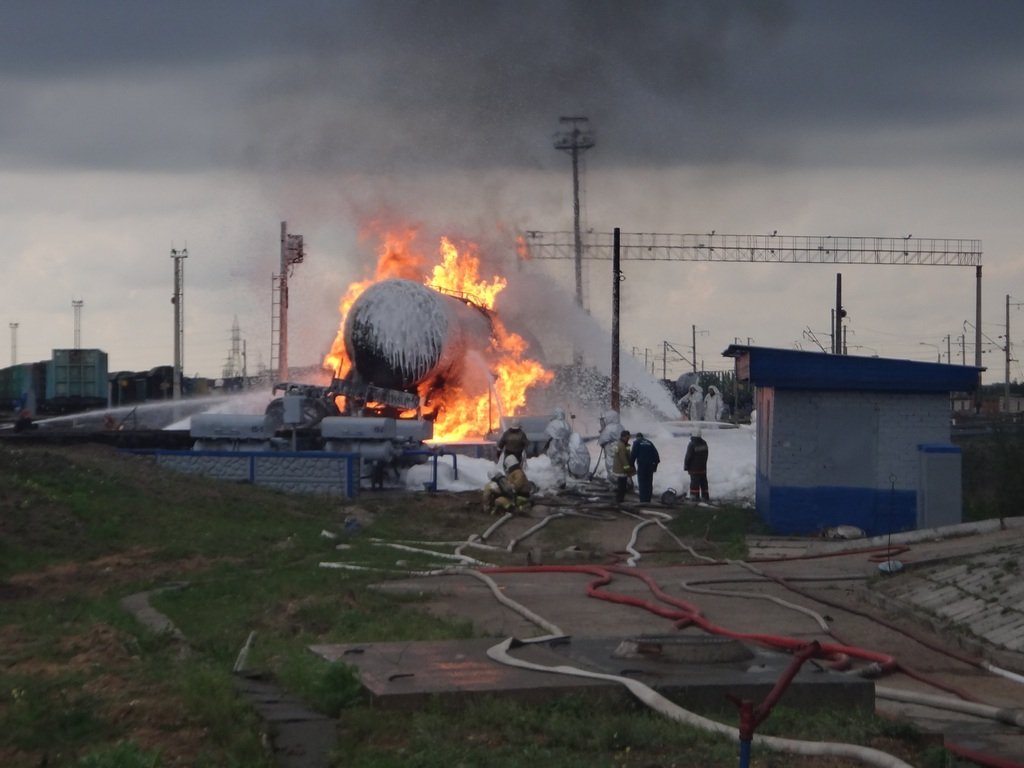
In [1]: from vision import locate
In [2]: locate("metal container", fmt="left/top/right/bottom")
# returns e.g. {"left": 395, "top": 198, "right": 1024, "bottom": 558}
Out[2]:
{"left": 343, "top": 279, "right": 492, "bottom": 391}
{"left": 47, "top": 348, "right": 108, "bottom": 401}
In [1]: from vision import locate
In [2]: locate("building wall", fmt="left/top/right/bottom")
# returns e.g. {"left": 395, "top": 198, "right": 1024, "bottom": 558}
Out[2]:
{"left": 757, "top": 388, "right": 951, "bottom": 535}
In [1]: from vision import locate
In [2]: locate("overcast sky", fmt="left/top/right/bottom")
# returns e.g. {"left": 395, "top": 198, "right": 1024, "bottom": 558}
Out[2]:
{"left": 3, "top": 0, "right": 1023, "bottom": 384}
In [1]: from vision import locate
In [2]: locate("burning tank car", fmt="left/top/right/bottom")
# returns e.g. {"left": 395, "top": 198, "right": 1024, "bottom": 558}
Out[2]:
{"left": 265, "top": 278, "right": 494, "bottom": 433}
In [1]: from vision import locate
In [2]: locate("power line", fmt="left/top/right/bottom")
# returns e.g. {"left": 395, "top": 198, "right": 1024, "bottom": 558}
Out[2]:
{"left": 520, "top": 230, "right": 980, "bottom": 265}
{"left": 521, "top": 229, "right": 985, "bottom": 379}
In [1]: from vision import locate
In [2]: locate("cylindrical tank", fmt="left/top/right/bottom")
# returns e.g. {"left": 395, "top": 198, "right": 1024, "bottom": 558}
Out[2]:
{"left": 344, "top": 279, "right": 492, "bottom": 391}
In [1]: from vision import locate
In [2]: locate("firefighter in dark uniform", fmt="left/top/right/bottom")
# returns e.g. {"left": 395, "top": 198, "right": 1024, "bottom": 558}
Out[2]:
{"left": 497, "top": 419, "right": 529, "bottom": 465}
{"left": 629, "top": 432, "right": 660, "bottom": 503}
{"left": 684, "top": 429, "right": 710, "bottom": 502}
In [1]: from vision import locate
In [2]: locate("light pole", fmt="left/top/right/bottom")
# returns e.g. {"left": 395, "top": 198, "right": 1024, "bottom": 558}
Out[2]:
{"left": 9, "top": 322, "right": 17, "bottom": 366}
{"left": 72, "top": 299, "right": 84, "bottom": 349}
{"left": 554, "top": 117, "right": 594, "bottom": 309}
{"left": 170, "top": 247, "right": 188, "bottom": 399}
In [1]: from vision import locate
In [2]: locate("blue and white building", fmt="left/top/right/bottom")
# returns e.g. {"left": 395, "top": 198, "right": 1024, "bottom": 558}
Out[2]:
{"left": 723, "top": 345, "right": 981, "bottom": 536}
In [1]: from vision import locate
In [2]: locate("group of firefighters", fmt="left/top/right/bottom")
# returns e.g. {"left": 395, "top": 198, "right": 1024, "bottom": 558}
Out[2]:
{"left": 482, "top": 406, "right": 712, "bottom": 515}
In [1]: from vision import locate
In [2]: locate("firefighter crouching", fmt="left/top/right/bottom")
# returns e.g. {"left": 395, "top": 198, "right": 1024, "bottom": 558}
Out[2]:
{"left": 482, "top": 454, "right": 532, "bottom": 515}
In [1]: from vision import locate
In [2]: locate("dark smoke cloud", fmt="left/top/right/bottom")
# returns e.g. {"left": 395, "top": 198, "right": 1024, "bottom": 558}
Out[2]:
{"left": 238, "top": 0, "right": 791, "bottom": 172}
{"left": 3, "top": 0, "right": 1023, "bottom": 176}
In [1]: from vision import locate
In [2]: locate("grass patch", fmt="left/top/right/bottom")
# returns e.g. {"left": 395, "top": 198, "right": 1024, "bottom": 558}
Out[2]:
{"left": 666, "top": 503, "right": 765, "bottom": 560}
{"left": 336, "top": 695, "right": 738, "bottom": 767}
{"left": 74, "top": 742, "right": 162, "bottom": 768}
{"left": 0, "top": 442, "right": 999, "bottom": 767}
{"left": 3, "top": 675, "right": 106, "bottom": 752}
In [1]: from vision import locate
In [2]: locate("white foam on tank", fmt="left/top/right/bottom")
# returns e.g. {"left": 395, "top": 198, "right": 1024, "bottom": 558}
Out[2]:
{"left": 346, "top": 280, "right": 450, "bottom": 382}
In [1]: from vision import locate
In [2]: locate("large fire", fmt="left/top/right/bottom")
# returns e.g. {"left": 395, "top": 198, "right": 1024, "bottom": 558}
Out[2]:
{"left": 323, "top": 230, "right": 551, "bottom": 440}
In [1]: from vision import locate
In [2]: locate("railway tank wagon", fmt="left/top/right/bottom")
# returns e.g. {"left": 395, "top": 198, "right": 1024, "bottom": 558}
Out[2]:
{"left": 265, "top": 278, "right": 494, "bottom": 430}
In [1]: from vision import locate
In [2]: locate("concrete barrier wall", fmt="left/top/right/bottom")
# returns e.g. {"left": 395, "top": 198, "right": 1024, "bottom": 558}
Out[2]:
{"left": 152, "top": 449, "right": 359, "bottom": 497}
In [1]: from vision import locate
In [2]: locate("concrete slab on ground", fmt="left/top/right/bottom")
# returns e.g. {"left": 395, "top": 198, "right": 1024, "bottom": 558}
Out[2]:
{"left": 310, "top": 635, "right": 874, "bottom": 713}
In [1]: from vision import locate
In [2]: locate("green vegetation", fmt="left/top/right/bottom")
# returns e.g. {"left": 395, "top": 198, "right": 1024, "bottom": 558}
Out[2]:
{"left": 74, "top": 742, "right": 161, "bottom": 768}
{"left": 0, "top": 443, "right": 984, "bottom": 767}
{"left": 666, "top": 504, "right": 766, "bottom": 561}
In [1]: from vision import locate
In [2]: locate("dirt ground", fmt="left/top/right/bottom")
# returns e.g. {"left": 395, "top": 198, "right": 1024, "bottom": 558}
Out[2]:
{"left": 361, "top": 505, "right": 1024, "bottom": 766}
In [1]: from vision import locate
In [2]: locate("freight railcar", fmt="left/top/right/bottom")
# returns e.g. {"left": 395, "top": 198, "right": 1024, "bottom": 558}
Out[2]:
{"left": 44, "top": 348, "right": 108, "bottom": 414}
{"left": 0, "top": 361, "right": 47, "bottom": 413}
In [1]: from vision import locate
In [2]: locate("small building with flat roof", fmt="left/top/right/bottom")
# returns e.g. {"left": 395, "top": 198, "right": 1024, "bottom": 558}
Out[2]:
{"left": 723, "top": 345, "right": 981, "bottom": 536}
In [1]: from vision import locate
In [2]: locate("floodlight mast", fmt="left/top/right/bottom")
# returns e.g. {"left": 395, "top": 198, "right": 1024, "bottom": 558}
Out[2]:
{"left": 554, "top": 117, "right": 594, "bottom": 308}
{"left": 72, "top": 299, "right": 84, "bottom": 349}
{"left": 170, "top": 248, "right": 188, "bottom": 399}
{"left": 9, "top": 322, "right": 18, "bottom": 366}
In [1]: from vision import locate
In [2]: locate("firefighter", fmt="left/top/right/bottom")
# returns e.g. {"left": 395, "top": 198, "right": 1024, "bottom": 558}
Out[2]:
{"left": 611, "top": 429, "right": 635, "bottom": 504}
{"left": 497, "top": 419, "right": 529, "bottom": 466}
{"left": 543, "top": 407, "right": 572, "bottom": 489}
{"left": 684, "top": 429, "right": 711, "bottom": 502}
{"left": 482, "top": 453, "right": 532, "bottom": 515}
{"left": 704, "top": 385, "right": 725, "bottom": 422}
{"left": 629, "top": 432, "right": 660, "bottom": 503}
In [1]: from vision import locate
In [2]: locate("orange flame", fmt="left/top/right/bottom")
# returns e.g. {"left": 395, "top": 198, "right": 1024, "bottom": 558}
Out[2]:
{"left": 323, "top": 229, "right": 550, "bottom": 440}
{"left": 323, "top": 227, "right": 422, "bottom": 378}
{"left": 427, "top": 237, "right": 506, "bottom": 309}
{"left": 515, "top": 233, "right": 531, "bottom": 260}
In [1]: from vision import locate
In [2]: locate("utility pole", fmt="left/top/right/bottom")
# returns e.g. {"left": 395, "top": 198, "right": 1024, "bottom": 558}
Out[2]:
{"left": 553, "top": 116, "right": 595, "bottom": 309}
{"left": 170, "top": 247, "right": 188, "bottom": 399}
{"left": 611, "top": 227, "right": 621, "bottom": 411}
{"left": 275, "top": 221, "right": 305, "bottom": 383}
{"left": 72, "top": 299, "right": 84, "bottom": 349}
{"left": 9, "top": 322, "right": 17, "bottom": 366}
{"left": 975, "top": 265, "right": 983, "bottom": 413}
{"left": 662, "top": 340, "right": 691, "bottom": 380}
{"left": 1006, "top": 295, "right": 1024, "bottom": 411}
{"left": 833, "top": 273, "right": 846, "bottom": 354}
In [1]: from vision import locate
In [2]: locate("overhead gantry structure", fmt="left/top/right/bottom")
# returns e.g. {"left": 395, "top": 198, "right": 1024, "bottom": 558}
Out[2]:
{"left": 519, "top": 230, "right": 984, "bottom": 368}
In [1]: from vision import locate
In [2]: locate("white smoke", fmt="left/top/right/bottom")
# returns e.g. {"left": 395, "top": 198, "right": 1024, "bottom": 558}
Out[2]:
{"left": 498, "top": 267, "right": 681, "bottom": 418}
